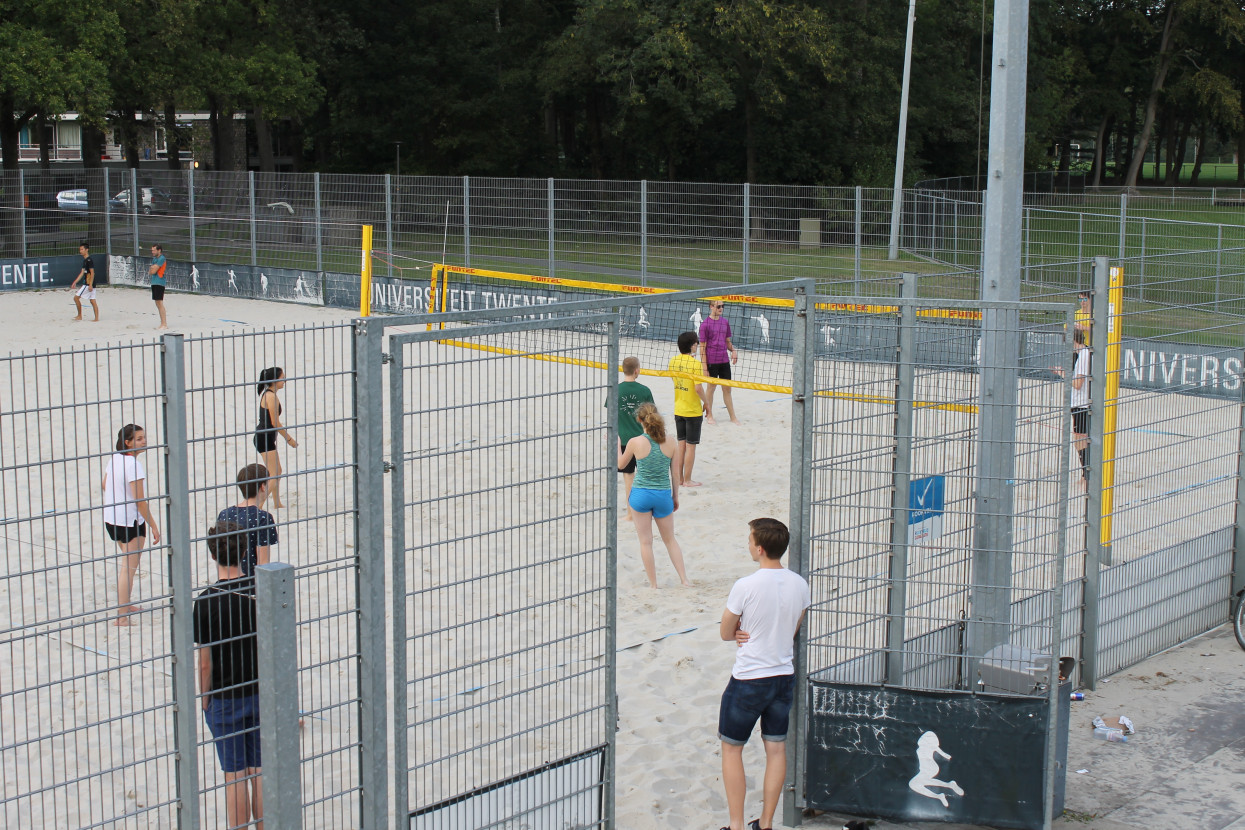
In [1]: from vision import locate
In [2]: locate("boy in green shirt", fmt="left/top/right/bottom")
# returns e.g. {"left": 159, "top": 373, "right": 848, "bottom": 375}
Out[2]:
{"left": 616, "top": 356, "right": 655, "bottom": 520}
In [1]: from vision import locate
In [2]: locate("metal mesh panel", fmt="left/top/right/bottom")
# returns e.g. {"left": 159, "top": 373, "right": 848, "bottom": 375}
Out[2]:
{"left": 391, "top": 318, "right": 614, "bottom": 826}
{"left": 181, "top": 324, "right": 359, "bottom": 826}
{"left": 804, "top": 297, "right": 1073, "bottom": 693}
{"left": 0, "top": 341, "right": 175, "bottom": 826}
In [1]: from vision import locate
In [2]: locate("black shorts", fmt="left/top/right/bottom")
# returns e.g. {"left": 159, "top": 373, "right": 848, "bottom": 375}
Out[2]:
{"left": 105, "top": 522, "right": 146, "bottom": 543}
{"left": 674, "top": 415, "right": 702, "bottom": 445}
{"left": 254, "top": 430, "right": 278, "bottom": 454}
{"left": 706, "top": 362, "right": 732, "bottom": 380}
{"left": 619, "top": 447, "right": 638, "bottom": 475}
{"left": 151, "top": 284, "right": 165, "bottom": 301}
{"left": 1072, "top": 407, "right": 1089, "bottom": 435}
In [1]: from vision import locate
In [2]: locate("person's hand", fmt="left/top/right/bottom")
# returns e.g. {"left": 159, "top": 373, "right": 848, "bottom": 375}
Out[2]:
{"left": 150, "top": 525, "right": 161, "bottom": 545}
{"left": 730, "top": 350, "right": 738, "bottom": 364}
{"left": 287, "top": 436, "right": 298, "bottom": 448}
{"left": 672, "top": 492, "right": 679, "bottom": 512}
{"left": 203, "top": 696, "right": 211, "bottom": 712}
{"left": 734, "top": 628, "right": 750, "bottom": 647}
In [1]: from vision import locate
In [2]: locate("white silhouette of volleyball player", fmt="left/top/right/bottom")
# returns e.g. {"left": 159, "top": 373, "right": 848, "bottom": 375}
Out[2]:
{"left": 260, "top": 272, "right": 269, "bottom": 295}
{"left": 638, "top": 307, "right": 649, "bottom": 330}
{"left": 191, "top": 266, "right": 200, "bottom": 291}
{"left": 752, "top": 313, "right": 770, "bottom": 344}
{"left": 295, "top": 272, "right": 307, "bottom": 298}
{"left": 690, "top": 307, "right": 703, "bottom": 330}
{"left": 821, "top": 324, "right": 839, "bottom": 347}
{"left": 227, "top": 269, "right": 239, "bottom": 292}
{"left": 908, "top": 731, "right": 964, "bottom": 808}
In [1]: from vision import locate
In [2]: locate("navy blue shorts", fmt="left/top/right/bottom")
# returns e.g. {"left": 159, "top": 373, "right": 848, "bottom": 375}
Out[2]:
{"left": 718, "top": 674, "right": 795, "bottom": 746}
{"left": 629, "top": 486, "right": 674, "bottom": 519}
{"left": 204, "top": 693, "right": 261, "bottom": 772}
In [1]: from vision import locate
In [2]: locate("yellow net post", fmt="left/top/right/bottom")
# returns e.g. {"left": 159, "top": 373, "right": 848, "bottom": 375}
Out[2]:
{"left": 360, "top": 224, "right": 373, "bottom": 316}
{"left": 1100, "top": 266, "right": 1124, "bottom": 554}
{"left": 427, "top": 264, "right": 444, "bottom": 331}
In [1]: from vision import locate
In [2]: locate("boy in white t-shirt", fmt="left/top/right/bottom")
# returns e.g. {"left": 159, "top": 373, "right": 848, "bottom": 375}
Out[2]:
{"left": 717, "top": 518, "right": 811, "bottom": 830}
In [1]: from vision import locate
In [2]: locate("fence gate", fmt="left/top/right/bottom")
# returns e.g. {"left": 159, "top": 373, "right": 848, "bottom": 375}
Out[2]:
{"left": 385, "top": 313, "right": 619, "bottom": 828}
{"left": 798, "top": 293, "right": 1076, "bottom": 830}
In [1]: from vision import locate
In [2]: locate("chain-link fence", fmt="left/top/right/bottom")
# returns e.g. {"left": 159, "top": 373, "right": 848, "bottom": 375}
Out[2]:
{"left": 0, "top": 341, "right": 174, "bottom": 827}
{"left": 11, "top": 171, "right": 1239, "bottom": 307}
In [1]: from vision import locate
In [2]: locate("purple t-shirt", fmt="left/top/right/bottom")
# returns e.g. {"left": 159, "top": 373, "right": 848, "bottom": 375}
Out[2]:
{"left": 699, "top": 316, "right": 733, "bottom": 364}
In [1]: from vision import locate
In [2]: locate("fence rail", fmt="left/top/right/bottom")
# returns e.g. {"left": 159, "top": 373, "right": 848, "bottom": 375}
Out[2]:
{"left": 5, "top": 170, "right": 1244, "bottom": 307}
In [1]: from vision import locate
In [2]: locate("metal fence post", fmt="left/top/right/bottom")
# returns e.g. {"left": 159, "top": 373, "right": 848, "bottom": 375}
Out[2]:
{"left": 1081, "top": 256, "right": 1112, "bottom": 688}
{"left": 1138, "top": 217, "right": 1146, "bottom": 301}
{"left": 104, "top": 167, "right": 112, "bottom": 257}
{"left": 256, "top": 563, "right": 303, "bottom": 830}
{"left": 188, "top": 166, "right": 196, "bottom": 263}
{"left": 161, "top": 333, "right": 201, "bottom": 830}
{"left": 18, "top": 168, "right": 27, "bottom": 257}
{"left": 854, "top": 186, "right": 862, "bottom": 293}
{"left": 953, "top": 198, "right": 959, "bottom": 266}
{"left": 783, "top": 279, "right": 816, "bottom": 829}
{"left": 640, "top": 180, "right": 648, "bottom": 287}
{"left": 248, "top": 171, "right": 257, "bottom": 267}
{"left": 742, "top": 182, "right": 751, "bottom": 285}
{"left": 604, "top": 317, "right": 621, "bottom": 829}
{"left": 387, "top": 339, "right": 409, "bottom": 818}
{"left": 131, "top": 167, "right": 140, "bottom": 257}
{"left": 1215, "top": 225, "right": 1223, "bottom": 312}
{"left": 548, "top": 177, "right": 556, "bottom": 278}
{"left": 1117, "top": 192, "right": 1127, "bottom": 261}
{"left": 353, "top": 317, "right": 389, "bottom": 826}
{"left": 1023, "top": 206, "right": 1030, "bottom": 281}
{"left": 462, "top": 175, "right": 471, "bottom": 267}
{"left": 384, "top": 173, "right": 393, "bottom": 278}
{"left": 314, "top": 173, "right": 324, "bottom": 296}
{"left": 1076, "top": 211, "right": 1083, "bottom": 266}
{"left": 885, "top": 274, "right": 917, "bottom": 683}
{"left": 1233, "top": 376, "right": 1245, "bottom": 599}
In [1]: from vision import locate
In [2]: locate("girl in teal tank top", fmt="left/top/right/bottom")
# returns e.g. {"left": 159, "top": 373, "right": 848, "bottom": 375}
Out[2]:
{"left": 616, "top": 403, "right": 690, "bottom": 588}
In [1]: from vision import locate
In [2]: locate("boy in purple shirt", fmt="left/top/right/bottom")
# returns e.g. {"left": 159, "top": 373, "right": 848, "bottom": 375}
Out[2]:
{"left": 699, "top": 300, "right": 740, "bottom": 424}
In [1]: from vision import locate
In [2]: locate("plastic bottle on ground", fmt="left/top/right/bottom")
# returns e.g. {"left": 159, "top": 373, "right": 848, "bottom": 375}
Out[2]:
{"left": 1093, "top": 726, "right": 1128, "bottom": 742}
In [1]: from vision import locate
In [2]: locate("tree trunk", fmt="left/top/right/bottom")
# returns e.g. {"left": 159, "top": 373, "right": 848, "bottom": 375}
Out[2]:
{"left": 37, "top": 114, "right": 52, "bottom": 169}
{"left": 1170, "top": 118, "right": 1190, "bottom": 184}
{"left": 1124, "top": 2, "right": 1181, "bottom": 187}
{"left": 1090, "top": 113, "right": 1112, "bottom": 187}
{"left": 1189, "top": 123, "right": 1207, "bottom": 185}
{"left": 81, "top": 122, "right": 107, "bottom": 247}
{"left": 1161, "top": 115, "right": 1176, "bottom": 184}
{"left": 165, "top": 101, "right": 182, "bottom": 170}
{"left": 254, "top": 105, "right": 276, "bottom": 172}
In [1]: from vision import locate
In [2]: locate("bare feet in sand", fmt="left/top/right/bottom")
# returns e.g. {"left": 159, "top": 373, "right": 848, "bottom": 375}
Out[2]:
{"left": 114, "top": 605, "right": 140, "bottom": 626}
{"left": 683, "top": 480, "right": 702, "bottom": 487}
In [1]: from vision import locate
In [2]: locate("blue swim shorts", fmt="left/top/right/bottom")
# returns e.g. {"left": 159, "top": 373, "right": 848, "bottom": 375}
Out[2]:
{"left": 628, "top": 486, "right": 674, "bottom": 519}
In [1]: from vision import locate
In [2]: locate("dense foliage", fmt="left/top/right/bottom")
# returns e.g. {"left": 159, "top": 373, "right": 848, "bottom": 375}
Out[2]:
{"left": 2, "top": 0, "right": 1242, "bottom": 184}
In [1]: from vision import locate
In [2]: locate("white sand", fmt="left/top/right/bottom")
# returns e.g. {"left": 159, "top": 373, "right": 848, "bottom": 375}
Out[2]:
{"left": 0, "top": 285, "right": 1231, "bottom": 829}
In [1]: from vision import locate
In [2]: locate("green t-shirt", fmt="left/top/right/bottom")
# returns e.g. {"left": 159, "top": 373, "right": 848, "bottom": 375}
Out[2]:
{"left": 617, "top": 380, "right": 654, "bottom": 444}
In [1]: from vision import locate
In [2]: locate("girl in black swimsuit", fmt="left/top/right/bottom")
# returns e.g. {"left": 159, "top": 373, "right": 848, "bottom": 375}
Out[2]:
{"left": 255, "top": 367, "right": 297, "bottom": 508}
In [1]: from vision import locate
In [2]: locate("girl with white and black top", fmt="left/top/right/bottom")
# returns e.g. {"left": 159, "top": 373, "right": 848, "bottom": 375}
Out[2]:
{"left": 102, "top": 424, "right": 161, "bottom": 625}
{"left": 1055, "top": 327, "right": 1091, "bottom": 481}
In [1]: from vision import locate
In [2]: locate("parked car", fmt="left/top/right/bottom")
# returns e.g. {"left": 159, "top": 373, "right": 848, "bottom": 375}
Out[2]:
{"left": 109, "top": 186, "right": 186, "bottom": 215}
{"left": 57, "top": 189, "right": 89, "bottom": 212}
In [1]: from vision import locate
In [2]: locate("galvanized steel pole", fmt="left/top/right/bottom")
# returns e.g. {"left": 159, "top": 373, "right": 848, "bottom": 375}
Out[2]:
{"left": 887, "top": 0, "right": 918, "bottom": 260}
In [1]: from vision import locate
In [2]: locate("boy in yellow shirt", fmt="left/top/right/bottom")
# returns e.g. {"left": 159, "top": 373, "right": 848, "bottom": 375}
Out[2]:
{"left": 668, "top": 331, "right": 708, "bottom": 486}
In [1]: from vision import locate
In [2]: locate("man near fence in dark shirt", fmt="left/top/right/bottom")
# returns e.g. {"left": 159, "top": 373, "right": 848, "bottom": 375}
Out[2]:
{"left": 194, "top": 520, "right": 263, "bottom": 829}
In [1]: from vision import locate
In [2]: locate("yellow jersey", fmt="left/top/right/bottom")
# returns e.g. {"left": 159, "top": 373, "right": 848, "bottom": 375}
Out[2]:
{"left": 668, "top": 352, "right": 703, "bottom": 418}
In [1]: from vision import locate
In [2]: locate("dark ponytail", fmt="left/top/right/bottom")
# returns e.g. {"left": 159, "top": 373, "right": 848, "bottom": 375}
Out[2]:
{"left": 115, "top": 424, "right": 143, "bottom": 452}
{"left": 257, "top": 366, "right": 283, "bottom": 395}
